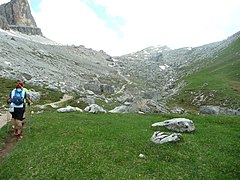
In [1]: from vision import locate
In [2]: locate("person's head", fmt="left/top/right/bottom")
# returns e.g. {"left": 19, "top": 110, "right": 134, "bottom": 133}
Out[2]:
{"left": 18, "top": 82, "right": 24, "bottom": 87}
{"left": 16, "top": 84, "right": 22, "bottom": 92}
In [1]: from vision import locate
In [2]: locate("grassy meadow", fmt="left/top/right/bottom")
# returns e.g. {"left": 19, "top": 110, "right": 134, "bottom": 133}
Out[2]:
{"left": 170, "top": 38, "right": 240, "bottom": 112}
{"left": 0, "top": 112, "right": 239, "bottom": 179}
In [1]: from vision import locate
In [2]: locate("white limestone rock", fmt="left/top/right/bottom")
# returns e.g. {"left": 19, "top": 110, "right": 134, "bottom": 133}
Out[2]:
{"left": 109, "top": 105, "right": 129, "bottom": 113}
{"left": 57, "top": 106, "right": 83, "bottom": 113}
{"left": 150, "top": 131, "right": 182, "bottom": 144}
{"left": 84, "top": 104, "right": 106, "bottom": 113}
{"left": 152, "top": 118, "right": 195, "bottom": 132}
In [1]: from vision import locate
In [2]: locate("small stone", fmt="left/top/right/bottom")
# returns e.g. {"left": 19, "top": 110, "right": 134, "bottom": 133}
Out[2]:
{"left": 139, "top": 153, "right": 145, "bottom": 158}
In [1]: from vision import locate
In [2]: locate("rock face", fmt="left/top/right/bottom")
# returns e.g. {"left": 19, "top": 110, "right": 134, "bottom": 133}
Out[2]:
{"left": 9, "top": 25, "right": 42, "bottom": 35}
{"left": 0, "top": 0, "right": 42, "bottom": 35}
{"left": 0, "top": 15, "right": 9, "bottom": 30}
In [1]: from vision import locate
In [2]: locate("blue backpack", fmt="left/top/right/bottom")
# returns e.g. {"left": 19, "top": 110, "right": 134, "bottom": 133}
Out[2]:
{"left": 12, "top": 90, "right": 24, "bottom": 105}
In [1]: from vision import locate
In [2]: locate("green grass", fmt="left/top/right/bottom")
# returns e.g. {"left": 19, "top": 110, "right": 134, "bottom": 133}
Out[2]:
{"left": 0, "top": 123, "right": 10, "bottom": 149}
{"left": 0, "top": 112, "right": 239, "bottom": 179}
{"left": 169, "top": 38, "right": 240, "bottom": 111}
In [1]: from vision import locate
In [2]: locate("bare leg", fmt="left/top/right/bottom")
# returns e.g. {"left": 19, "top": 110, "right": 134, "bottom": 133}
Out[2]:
{"left": 15, "top": 119, "right": 23, "bottom": 140}
{"left": 13, "top": 119, "right": 18, "bottom": 135}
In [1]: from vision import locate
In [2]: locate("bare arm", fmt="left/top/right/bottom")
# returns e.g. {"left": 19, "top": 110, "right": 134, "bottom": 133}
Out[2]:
{"left": 6, "top": 96, "right": 11, "bottom": 104}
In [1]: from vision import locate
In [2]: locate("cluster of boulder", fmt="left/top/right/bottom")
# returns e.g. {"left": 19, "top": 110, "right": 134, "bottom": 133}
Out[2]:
{"left": 151, "top": 118, "right": 195, "bottom": 144}
{"left": 200, "top": 105, "right": 240, "bottom": 116}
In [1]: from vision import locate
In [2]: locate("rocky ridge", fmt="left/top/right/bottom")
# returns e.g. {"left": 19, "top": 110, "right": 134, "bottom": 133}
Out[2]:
{"left": 113, "top": 34, "right": 238, "bottom": 100}
{"left": 0, "top": 28, "right": 239, "bottom": 113}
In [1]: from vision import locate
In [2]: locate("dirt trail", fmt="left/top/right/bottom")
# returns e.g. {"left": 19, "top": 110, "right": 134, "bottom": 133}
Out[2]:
{"left": 0, "top": 130, "right": 18, "bottom": 160}
{"left": 0, "top": 94, "right": 73, "bottom": 160}
{"left": 0, "top": 112, "right": 10, "bottom": 129}
{"left": 35, "top": 94, "right": 73, "bottom": 109}
{"left": 116, "top": 70, "right": 133, "bottom": 94}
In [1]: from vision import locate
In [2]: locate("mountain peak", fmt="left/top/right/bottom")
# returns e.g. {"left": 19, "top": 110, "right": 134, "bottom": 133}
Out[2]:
{"left": 0, "top": 0, "right": 42, "bottom": 35}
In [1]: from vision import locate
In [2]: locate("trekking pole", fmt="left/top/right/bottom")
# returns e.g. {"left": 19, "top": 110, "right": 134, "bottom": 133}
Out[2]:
{"left": 6, "top": 109, "right": 11, "bottom": 134}
{"left": 27, "top": 103, "right": 32, "bottom": 134}
{"left": 6, "top": 110, "right": 9, "bottom": 133}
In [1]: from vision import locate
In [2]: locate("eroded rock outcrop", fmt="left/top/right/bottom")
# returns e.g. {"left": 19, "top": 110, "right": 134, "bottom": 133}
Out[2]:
{"left": 0, "top": 15, "right": 9, "bottom": 30}
{"left": 0, "top": 0, "right": 42, "bottom": 35}
{"left": 152, "top": 118, "right": 195, "bottom": 132}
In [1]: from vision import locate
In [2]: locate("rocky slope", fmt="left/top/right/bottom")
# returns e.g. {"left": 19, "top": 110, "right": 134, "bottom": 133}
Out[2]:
{"left": 0, "top": 29, "right": 124, "bottom": 94}
{"left": 0, "top": 0, "right": 239, "bottom": 113}
{"left": 113, "top": 32, "right": 240, "bottom": 100}
{"left": 0, "top": 28, "right": 239, "bottom": 113}
{"left": 0, "top": 0, "right": 240, "bottom": 112}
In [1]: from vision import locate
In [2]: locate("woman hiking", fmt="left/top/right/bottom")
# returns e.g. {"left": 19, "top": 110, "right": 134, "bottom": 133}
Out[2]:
{"left": 17, "top": 82, "right": 30, "bottom": 127}
{"left": 7, "top": 83, "right": 30, "bottom": 140}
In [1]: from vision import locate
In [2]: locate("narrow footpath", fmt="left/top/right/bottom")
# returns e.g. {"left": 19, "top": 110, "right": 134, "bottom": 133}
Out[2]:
{"left": 0, "top": 94, "right": 73, "bottom": 160}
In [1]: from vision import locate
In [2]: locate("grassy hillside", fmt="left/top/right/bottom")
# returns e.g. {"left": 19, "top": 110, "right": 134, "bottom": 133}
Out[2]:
{"left": 0, "top": 112, "right": 239, "bottom": 179}
{"left": 170, "top": 38, "right": 240, "bottom": 112}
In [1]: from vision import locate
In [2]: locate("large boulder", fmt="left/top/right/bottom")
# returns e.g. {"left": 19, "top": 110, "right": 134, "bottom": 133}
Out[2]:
{"left": 100, "top": 84, "right": 115, "bottom": 94}
{"left": 109, "top": 105, "right": 130, "bottom": 113}
{"left": 78, "top": 96, "right": 95, "bottom": 105}
{"left": 84, "top": 81, "right": 115, "bottom": 95}
{"left": 84, "top": 81, "right": 102, "bottom": 94}
{"left": 28, "top": 89, "right": 41, "bottom": 102}
{"left": 109, "top": 98, "right": 170, "bottom": 114}
{"left": 116, "top": 94, "right": 133, "bottom": 103}
{"left": 84, "top": 104, "right": 106, "bottom": 113}
{"left": 200, "top": 105, "right": 220, "bottom": 115}
{"left": 152, "top": 118, "right": 195, "bottom": 132}
{"left": 57, "top": 106, "right": 83, "bottom": 113}
{"left": 200, "top": 105, "right": 240, "bottom": 115}
{"left": 219, "top": 107, "right": 240, "bottom": 115}
{"left": 133, "top": 98, "right": 170, "bottom": 113}
{"left": 150, "top": 131, "right": 182, "bottom": 144}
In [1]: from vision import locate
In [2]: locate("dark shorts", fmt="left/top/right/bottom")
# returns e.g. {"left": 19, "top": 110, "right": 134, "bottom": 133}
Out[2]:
{"left": 23, "top": 103, "right": 26, "bottom": 111}
{"left": 11, "top": 107, "right": 24, "bottom": 121}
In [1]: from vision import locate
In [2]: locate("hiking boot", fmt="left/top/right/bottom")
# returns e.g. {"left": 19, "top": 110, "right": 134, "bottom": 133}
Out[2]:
{"left": 17, "top": 134, "right": 23, "bottom": 140}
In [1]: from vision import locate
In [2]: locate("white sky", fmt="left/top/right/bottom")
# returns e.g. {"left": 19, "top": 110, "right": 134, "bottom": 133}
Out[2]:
{"left": 1, "top": 0, "right": 240, "bottom": 56}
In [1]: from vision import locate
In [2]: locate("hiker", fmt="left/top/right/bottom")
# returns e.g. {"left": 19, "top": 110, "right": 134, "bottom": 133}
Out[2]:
{"left": 17, "top": 82, "right": 30, "bottom": 127}
{"left": 7, "top": 83, "right": 30, "bottom": 140}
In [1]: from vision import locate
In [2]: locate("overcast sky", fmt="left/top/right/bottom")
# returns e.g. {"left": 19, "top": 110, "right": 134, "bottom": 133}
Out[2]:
{"left": 1, "top": 0, "right": 240, "bottom": 56}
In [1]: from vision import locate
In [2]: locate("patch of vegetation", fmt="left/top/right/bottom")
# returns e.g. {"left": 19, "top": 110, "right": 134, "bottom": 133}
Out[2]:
{"left": 0, "top": 113, "right": 239, "bottom": 179}
{"left": 169, "top": 38, "right": 240, "bottom": 112}
{"left": 95, "top": 98, "right": 120, "bottom": 111}
{"left": 61, "top": 96, "right": 88, "bottom": 110}
{"left": 0, "top": 78, "right": 19, "bottom": 109}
